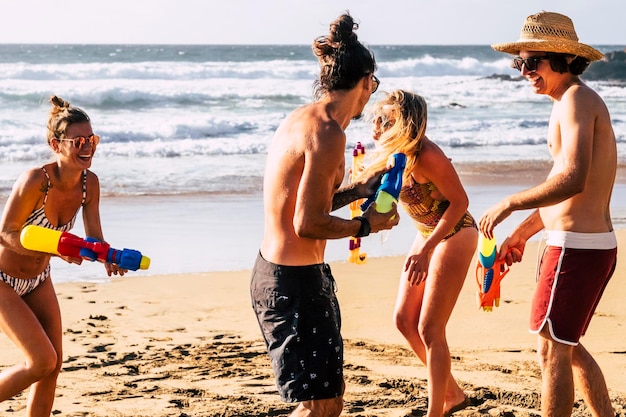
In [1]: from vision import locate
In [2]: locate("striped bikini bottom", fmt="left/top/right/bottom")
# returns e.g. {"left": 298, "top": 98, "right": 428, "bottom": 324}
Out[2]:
{"left": 0, "top": 265, "right": 50, "bottom": 297}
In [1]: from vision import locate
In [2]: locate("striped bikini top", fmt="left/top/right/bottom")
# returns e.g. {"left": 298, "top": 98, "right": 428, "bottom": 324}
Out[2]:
{"left": 23, "top": 167, "right": 87, "bottom": 232}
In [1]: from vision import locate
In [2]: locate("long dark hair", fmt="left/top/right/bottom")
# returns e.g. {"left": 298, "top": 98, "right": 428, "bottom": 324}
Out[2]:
{"left": 311, "top": 13, "right": 376, "bottom": 99}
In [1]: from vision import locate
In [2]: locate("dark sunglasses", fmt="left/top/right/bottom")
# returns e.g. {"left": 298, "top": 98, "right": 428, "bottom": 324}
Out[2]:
{"left": 511, "top": 55, "right": 551, "bottom": 72}
{"left": 371, "top": 74, "right": 380, "bottom": 93}
{"left": 58, "top": 134, "right": 100, "bottom": 148}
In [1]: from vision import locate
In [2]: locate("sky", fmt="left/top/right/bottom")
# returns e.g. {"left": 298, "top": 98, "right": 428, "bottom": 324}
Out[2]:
{"left": 1, "top": 0, "right": 625, "bottom": 45}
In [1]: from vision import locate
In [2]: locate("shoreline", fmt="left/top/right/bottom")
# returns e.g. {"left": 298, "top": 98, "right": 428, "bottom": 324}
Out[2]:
{"left": 1, "top": 165, "right": 626, "bottom": 283}
{"left": 48, "top": 176, "right": 626, "bottom": 282}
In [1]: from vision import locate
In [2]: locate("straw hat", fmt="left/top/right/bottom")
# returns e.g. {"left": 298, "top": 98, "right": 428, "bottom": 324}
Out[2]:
{"left": 492, "top": 11, "right": 603, "bottom": 62}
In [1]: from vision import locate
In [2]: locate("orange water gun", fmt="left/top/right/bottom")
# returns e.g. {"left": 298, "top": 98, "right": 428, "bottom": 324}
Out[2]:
{"left": 348, "top": 142, "right": 367, "bottom": 264}
{"left": 475, "top": 234, "right": 509, "bottom": 311}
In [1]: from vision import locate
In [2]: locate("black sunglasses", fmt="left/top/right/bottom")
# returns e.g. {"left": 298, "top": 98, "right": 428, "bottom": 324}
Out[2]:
{"left": 371, "top": 74, "right": 380, "bottom": 94}
{"left": 511, "top": 55, "right": 551, "bottom": 72}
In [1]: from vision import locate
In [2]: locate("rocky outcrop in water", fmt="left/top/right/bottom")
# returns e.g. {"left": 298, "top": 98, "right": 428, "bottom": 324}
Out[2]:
{"left": 585, "top": 49, "right": 626, "bottom": 81}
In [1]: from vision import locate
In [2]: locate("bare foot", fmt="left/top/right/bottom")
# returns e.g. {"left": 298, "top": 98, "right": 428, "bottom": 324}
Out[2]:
{"left": 444, "top": 395, "right": 470, "bottom": 417}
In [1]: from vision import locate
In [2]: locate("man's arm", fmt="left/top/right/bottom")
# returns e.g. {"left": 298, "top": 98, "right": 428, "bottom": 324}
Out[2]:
{"left": 331, "top": 167, "right": 386, "bottom": 211}
{"left": 517, "top": 87, "right": 595, "bottom": 206}
{"left": 499, "top": 210, "right": 544, "bottom": 264}
{"left": 332, "top": 182, "right": 362, "bottom": 212}
{"left": 294, "top": 126, "right": 397, "bottom": 240}
{"left": 294, "top": 125, "right": 366, "bottom": 239}
{"left": 479, "top": 87, "right": 594, "bottom": 237}
{"left": 480, "top": 163, "right": 586, "bottom": 238}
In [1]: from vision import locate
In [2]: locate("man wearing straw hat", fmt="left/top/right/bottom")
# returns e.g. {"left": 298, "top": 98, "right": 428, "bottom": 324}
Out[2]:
{"left": 479, "top": 11, "right": 617, "bottom": 417}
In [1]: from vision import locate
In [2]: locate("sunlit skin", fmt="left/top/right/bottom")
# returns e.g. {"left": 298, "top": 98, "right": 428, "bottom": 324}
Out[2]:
{"left": 261, "top": 73, "right": 398, "bottom": 417}
{"left": 478, "top": 49, "right": 617, "bottom": 417}
{"left": 479, "top": 50, "right": 616, "bottom": 249}
{"left": 261, "top": 74, "right": 398, "bottom": 267}
{"left": 0, "top": 115, "right": 123, "bottom": 417}
{"left": 517, "top": 52, "right": 573, "bottom": 98}
{"left": 372, "top": 99, "right": 477, "bottom": 417}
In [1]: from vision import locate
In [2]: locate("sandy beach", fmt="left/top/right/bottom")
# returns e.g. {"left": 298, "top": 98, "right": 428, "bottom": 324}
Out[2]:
{"left": 0, "top": 22, "right": 624, "bottom": 417}
{"left": 1, "top": 228, "right": 626, "bottom": 416}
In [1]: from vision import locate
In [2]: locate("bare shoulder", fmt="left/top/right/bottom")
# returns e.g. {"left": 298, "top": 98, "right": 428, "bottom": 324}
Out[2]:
{"left": 412, "top": 137, "right": 456, "bottom": 183}
{"left": 315, "top": 118, "right": 345, "bottom": 153}
{"left": 284, "top": 103, "right": 345, "bottom": 153}
{"left": 556, "top": 83, "right": 614, "bottom": 138}
{"left": 417, "top": 138, "right": 451, "bottom": 167}
{"left": 4, "top": 167, "right": 47, "bottom": 215}
{"left": 85, "top": 169, "right": 100, "bottom": 187}
{"left": 308, "top": 103, "right": 343, "bottom": 136}
{"left": 565, "top": 82, "right": 608, "bottom": 111}
{"left": 14, "top": 166, "right": 46, "bottom": 193}
{"left": 82, "top": 170, "right": 101, "bottom": 206}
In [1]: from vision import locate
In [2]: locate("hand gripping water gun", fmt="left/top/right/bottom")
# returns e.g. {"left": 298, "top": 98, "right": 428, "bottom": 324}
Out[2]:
{"left": 20, "top": 225, "right": 150, "bottom": 271}
{"left": 348, "top": 142, "right": 367, "bottom": 264}
{"left": 361, "top": 152, "right": 407, "bottom": 214}
{"left": 475, "top": 234, "right": 509, "bottom": 311}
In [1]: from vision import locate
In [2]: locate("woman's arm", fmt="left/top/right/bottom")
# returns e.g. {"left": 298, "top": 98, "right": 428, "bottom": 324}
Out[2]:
{"left": 81, "top": 171, "right": 104, "bottom": 241}
{"left": 0, "top": 169, "right": 47, "bottom": 256}
{"left": 415, "top": 141, "right": 470, "bottom": 252}
{"left": 402, "top": 141, "right": 471, "bottom": 285}
{"left": 81, "top": 172, "right": 125, "bottom": 276}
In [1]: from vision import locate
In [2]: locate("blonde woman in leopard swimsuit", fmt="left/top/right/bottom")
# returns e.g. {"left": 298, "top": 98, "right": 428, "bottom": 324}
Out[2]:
{"left": 366, "top": 90, "right": 477, "bottom": 417}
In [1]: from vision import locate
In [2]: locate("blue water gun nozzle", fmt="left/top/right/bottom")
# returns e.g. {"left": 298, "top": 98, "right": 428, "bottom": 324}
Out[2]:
{"left": 361, "top": 153, "right": 406, "bottom": 213}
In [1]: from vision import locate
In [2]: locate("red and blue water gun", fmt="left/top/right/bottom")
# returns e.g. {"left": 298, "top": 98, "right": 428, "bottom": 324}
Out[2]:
{"left": 20, "top": 225, "right": 150, "bottom": 271}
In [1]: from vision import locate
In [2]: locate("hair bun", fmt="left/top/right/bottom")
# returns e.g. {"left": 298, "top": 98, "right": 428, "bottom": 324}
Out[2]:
{"left": 50, "top": 95, "right": 70, "bottom": 109}
{"left": 329, "top": 14, "right": 358, "bottom": 47}
{"left": 310, "top": 12, "right": 375, "bottom": 99}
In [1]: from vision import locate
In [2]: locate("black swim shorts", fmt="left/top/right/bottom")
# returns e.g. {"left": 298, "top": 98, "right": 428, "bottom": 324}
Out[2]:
{"left": 250, "top": 252, "right": 343, "bottom": 403}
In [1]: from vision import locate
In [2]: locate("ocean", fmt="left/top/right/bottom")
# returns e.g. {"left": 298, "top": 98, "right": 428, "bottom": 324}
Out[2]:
{"left": 0, "top": 44, "right": 625, "bottom": 283}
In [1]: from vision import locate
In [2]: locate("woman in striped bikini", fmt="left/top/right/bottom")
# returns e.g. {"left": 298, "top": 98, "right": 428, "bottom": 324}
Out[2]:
{"left": 0, "top": 96, "right": 123, "bottom": 416}
{"left": 365, "top": 90, "right": 477, "bottom": 417}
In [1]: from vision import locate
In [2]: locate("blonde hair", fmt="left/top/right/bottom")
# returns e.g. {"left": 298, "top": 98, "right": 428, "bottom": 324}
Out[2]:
{"left": 46, "top": 95, "right": 91, "bottom": 145}
{"left": 364, "top": 90, "right": 427, "bottom": 184}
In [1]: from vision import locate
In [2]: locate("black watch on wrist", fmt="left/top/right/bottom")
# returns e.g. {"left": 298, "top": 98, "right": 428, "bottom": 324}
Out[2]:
{"left": 353, "top": 216, "right": 371, "bottom": 238}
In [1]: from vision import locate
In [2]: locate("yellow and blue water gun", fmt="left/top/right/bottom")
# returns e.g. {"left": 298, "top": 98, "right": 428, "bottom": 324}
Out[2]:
{"left": 475, "top": 234, "right": 509, "bottom": 311}
{"left": 361, "top": 152, "right": 407, "bottom": 213}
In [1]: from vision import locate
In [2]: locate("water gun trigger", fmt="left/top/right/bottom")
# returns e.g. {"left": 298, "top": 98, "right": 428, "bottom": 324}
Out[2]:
{"left": 359, "top": 194, "right": 376, "bottom": 213}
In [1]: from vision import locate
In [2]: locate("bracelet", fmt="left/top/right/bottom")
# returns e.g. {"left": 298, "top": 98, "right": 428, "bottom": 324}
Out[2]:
{"left": 353, "top": 216, "right": 371, "bottom": 238}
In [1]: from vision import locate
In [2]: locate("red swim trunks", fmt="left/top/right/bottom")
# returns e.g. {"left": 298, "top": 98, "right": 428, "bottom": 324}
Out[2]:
{"left": 530, "top": 231, "right": 617, "bottom": 345}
